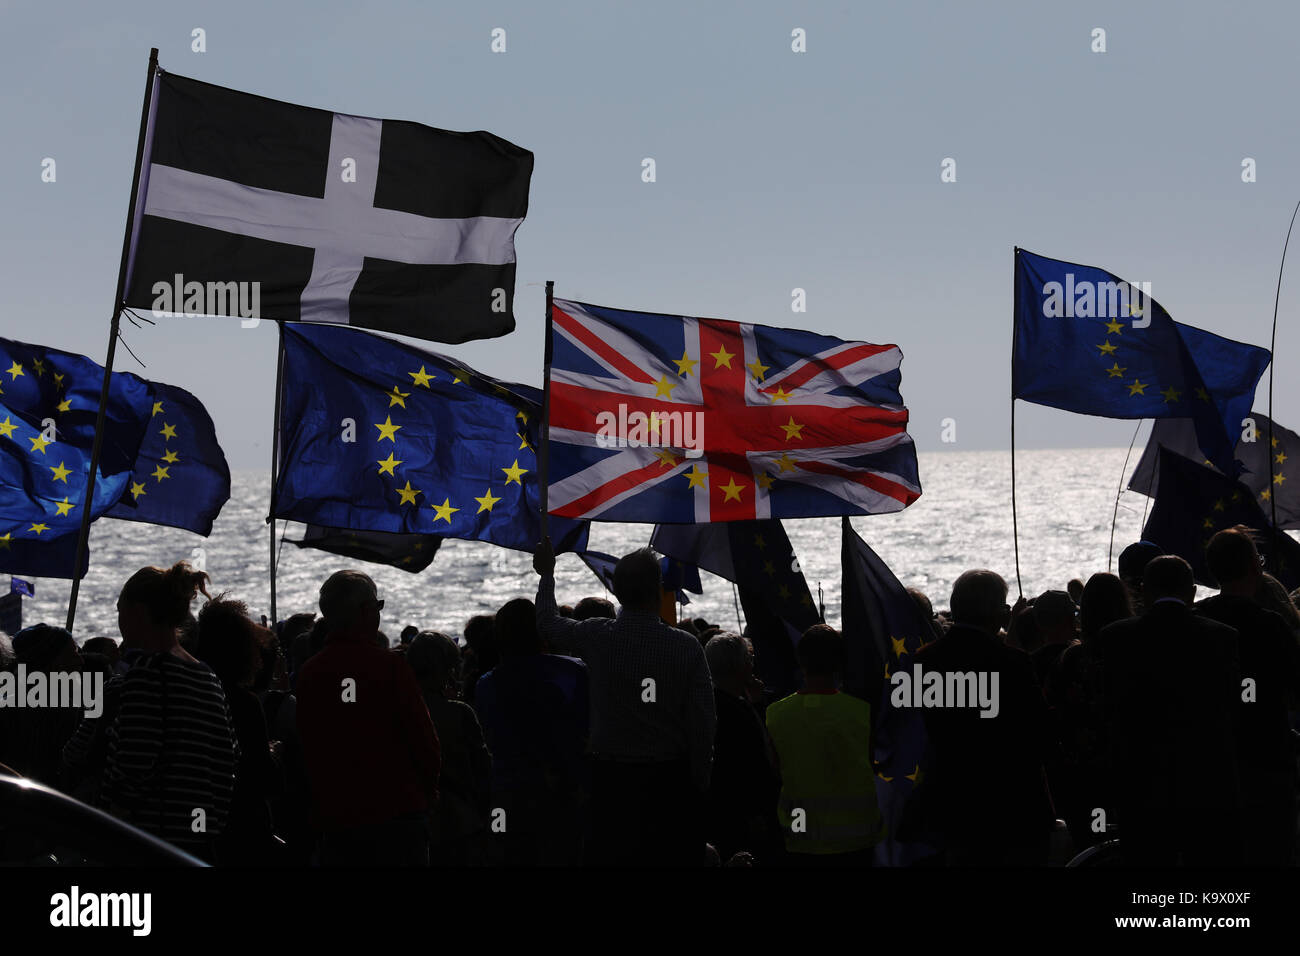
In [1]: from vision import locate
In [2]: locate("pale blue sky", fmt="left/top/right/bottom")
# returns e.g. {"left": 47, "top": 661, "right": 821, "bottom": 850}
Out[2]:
{"left": 2, "top": 0, "right": 1299, "bottom": 469}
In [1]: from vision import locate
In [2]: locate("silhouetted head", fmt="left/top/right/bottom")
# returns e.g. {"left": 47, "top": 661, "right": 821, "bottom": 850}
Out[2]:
{"left": 1206, "top": 526, "right": 1262, "bottom": 589}
{"left": 1079, "top": 572, "right": 1133, "bottom": 642}
{"left": 704, "top": 632, "right": 752, "bottom": 690}
{"left": 195, "top": 595, "right": 264, "bottom": 688}
{"left": 906, "top": 588, "right": 934, "bottom": 622}
{"left": 797, "top": 623, "right": 844, "bottom": 679}
{"left": 574, "top": 596, "right": 616, "bottom": 621}
{"left": 406, "top": 631, "right": 461, "bottom": 695}
{"left": 118, "top": 561, "right": 210, "bottom": 649}
{"left": 1066, "top": 578, "right": 1085, "bottom": 604}
{"left": 494, "top": 598, "right": 541, "bottom": 657}
{"left": 318, "top": 570, "right": 381, "bottom": 635}
{"left": 12, "top": 623, "right": 79, "bottom": 671}
{"left": 613, "top": 548, "right": 662, "bottom": 612}
{"left": 1032, "top": 589, "right": 1077, "bottom": 643}
{"left": 1119, "top": 541, "right": 1163, "bottom": 590}
{"left": 81, "top": 636, "right": 120, "bottom": 667}
{"left": 1142, "top": 555, "right": 1195, "bottom": 605}
{"left": 949, "top": 569, "right": 1010, "bottom": 633}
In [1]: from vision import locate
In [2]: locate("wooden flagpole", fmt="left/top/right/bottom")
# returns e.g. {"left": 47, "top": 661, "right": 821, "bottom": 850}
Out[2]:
{"left": 66, "top": 48, "right": 159, "bottom": 632}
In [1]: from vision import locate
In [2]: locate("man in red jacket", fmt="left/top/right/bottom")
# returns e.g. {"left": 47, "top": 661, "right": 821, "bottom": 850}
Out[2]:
{"left": 296, "top": 570, "right": 441, "bottom": 865}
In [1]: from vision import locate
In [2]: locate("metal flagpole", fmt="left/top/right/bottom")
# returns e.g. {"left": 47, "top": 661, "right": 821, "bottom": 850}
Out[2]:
{"left": 539, "top": 280, "right": 554, "bottom": 543}
{"left": 66, "top": 47, "right": 159, "bottom": 632}
{"left": 1010, "top": 248, "right": 1023, "bottom": 598}
{"left": 1107, "top": 420, "right": 1144, "bottom": 573}
{"left": 267, "top": 321, "right": 286, "bottom": 624}
{"left": 1267, "top": 200, "right": 1300, "bottom": 574}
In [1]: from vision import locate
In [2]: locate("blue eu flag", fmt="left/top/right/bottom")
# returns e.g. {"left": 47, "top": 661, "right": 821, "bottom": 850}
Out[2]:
{"left": 0, "top": 336, "right": 153, "bottom": 575}
{"left": 273, "top": 323, "right": 588, "bottom": 554}
{"left": 106, "top": 382, "right": 231, "bottom": 536}
{"left": 1013, "top": 249, "right": 1270, "bottom": 475}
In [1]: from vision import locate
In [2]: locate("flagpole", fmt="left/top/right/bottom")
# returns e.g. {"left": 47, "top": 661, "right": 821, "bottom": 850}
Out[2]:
{"left": 539, "top": 280, "right": 554, "bottom": 543}
{"left": 267, "top": 321, "right": 286, "bottom": 625}
{"left": 1267, "top": 200, "right": 1300, "bottom": 573}
{"left": 1010, "top": 248, "right": 1023, "bottom": 598}
{"left": 1107, "top": 420, "right": 1144, "bottom": 573}
{"left": 65, "top": 47, "right": 159, "bottom": 632}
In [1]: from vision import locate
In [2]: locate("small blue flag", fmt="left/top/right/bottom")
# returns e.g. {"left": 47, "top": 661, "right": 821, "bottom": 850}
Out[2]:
{"left": 1013, "top": 249, "right": 1270, "bottom": 475}
{"left": 274, "top": 323, "right": 588, "bottom": 554}
{"left": 10, "top": 577, "right": 34, "bottom": 597}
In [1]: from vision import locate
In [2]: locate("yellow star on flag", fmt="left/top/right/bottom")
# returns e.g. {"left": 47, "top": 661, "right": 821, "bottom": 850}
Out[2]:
{"left": 396, "top": 481, "right": 421, "bottom": 506}
{"left": 774, "top": 452, "right": 797, "bottom": 473}
{"left": 1275, "top": 472, "right": 1288, "bottom": 486}
{"left": 374, "top": 416, "right": 401, "bottom": 442}
{"left": 432, "top": 497, "right": 459, "bottom": 523}
{"left": 54, "top": 497, "right": 73, "bottom": 517}
{"left": 1276, "top": 452, "right": 1288, "bottom": 465}
{"left": 29, "top": 522, "right": 48, "bottom": 535}
{"left": 747, "top": 358, "right": 769, "bottom": 381}
{"left": 1160, "top": 386, "right": 1181, "bottom": 404}
{"left": 159, "top": 422, "right": 178, "bottom": 440}
{"left": 161, "top": 449, "right": 180, "bottom": 464}
{"left": 1105, "top": 319, "right": 1124, "bottom": 335}
{"left": 754, "top": 533, "right": 766, "bottom": 549}
{"left": 377, "top": 453, "right": 402, "bottom": 476}
{"left": 654, "top": 449, "right": 680, "bottom": 468}
{"left": 1127, "top": 379, "right": 1148, "bottom": 396}
{"left": 0, "top": 533, "right": 9, "bottom": 550}
{"left": 719, "top": 477, "right": 745, "bottom": 502}
{"left": 653, "top": 375, "right": 677, "bottom": 399}
{"left": 674, "top": 351, "right": 698, "bottom": 377}
{"left": 28, "top": 434, "right": 51, "bottom": 454}
{"left": 763, "top": 560, "right": 776, "bottom": 576}
{"left": 1196, "top": 387, "right": 1210, "bottom": 401}
{"left": 1106, "top": 363, "right": 1126, "bottom": 379}
{"left": 502, "top": 460, "right": 527, "bottom": 485}
{"left": 685, "top": 465, "right": 708, "bottom": 489}
{"left": 709, "top": 346, "right": 735, "bottom": 369}
{"left": 780, "top": 416, "right": 803, "bottom": 441}
{"left": 408, "top": 366, "right": 435, "bottom": 388}
{"left": 769, "top": 386, "right": 792, "bottom": 404}
{"left": 1097, "top": 340, "right": 1117, "bottom": 356}
{"left": 7, "top": 361, "right": 23, "bottom": 379}
{"left": 32, "top": 357, "right": 45, "bottom": 377}
{"left": 56, "top": 398, "right": 71, "bottom": 414}
{"left": 151, "top": 464, "right": 170, "bottom": 482}
{"left": 131, "top": 482, "right": 146, "bottom": 500}
{"left": 1262, "top": 488, "right": 1272, "bottom": 501}
{"left": 891, "top": 635, "right": 906, "bottom": 658}
{"left": 475, "top": 488, "right": 501, "bottom": 513}
{"left": 755, "top": 472, "right": 774, "bottom": 491}
{"left": 387, "top": 386, "right": 410, "bottom": 408}
{"left": 49, "top": 461, "right": 71, "bottom": 482}
{"left": 0, "top": 416, "right": 15, "bottom": 439}
{"left": 151, "top": 401, "right": 164, "bottom": 417}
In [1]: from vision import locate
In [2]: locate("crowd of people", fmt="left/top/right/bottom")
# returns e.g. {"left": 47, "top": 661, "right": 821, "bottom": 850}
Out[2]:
{"left": 1, "top": 524, "right": 1298, "bottom": 867}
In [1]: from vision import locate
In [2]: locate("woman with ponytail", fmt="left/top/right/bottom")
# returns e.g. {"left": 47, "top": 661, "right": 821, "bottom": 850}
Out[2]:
{"left": 99, "top": 561, "right": 239, "bottom": 862}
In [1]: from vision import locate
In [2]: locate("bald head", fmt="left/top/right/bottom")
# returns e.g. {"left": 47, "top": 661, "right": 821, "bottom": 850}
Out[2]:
{"left": 950, "top": 569, "right": 1010, "bottom": 632}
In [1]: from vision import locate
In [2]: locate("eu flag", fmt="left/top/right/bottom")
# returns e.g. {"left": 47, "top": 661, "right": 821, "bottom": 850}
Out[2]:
{"left": 840, "top": 517, "right": 936, "bottom": 865}
{"left": 1013, "top": 249, "right": 1270, "bottom": 475}
{"left": 578, "top": 550, "right": 701, "bottom": 606}
{"left": 106, "top": 382, "right": 231, "bottom": 535}
{"left": 0, "top": 336, "right": 153, "bottom": 572}
{"left": 651, "top": 519, "right": 819, "bottom": 696}
{"left": 290, "top": 524, "right": 442, "bottom": 573}
{"left": 273, "top": 323, "right": 588, "bottom": 554}
{"left": 1141, "top": 446, "right": 1300, "bottom": 590}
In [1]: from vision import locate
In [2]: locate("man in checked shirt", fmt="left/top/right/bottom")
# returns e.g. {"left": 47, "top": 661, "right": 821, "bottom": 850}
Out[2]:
{"left": 533, "top": 537, "right": 717, "bottom": 867}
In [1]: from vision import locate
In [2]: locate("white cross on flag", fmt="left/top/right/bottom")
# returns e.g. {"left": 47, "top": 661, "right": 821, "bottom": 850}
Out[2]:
{"left": 123, "top": 70, "right": 532, "bottom": 343}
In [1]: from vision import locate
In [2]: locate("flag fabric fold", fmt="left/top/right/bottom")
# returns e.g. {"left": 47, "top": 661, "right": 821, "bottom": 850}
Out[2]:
{"left": 547, "top": 298, "right": 921, "bottom": 524}
{"left": 289, "top": 524, "right": 442, "bottom": 573}
{"left": 1013, "top": 248, "right": 1270, "bottom": 475}
{"left": 123, "top": 69, "right": 532, "bottom": 343}
{"left": 273, "top": 323, "right": 588, "bottom": 554}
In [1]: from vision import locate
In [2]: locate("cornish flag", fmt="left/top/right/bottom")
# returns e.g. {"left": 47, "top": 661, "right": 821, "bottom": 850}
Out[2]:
{"left": 546, "top": 298, "right": 922, "bottom": 523}
{"left": 122, "top": 69, "right": 532, "bottom": 343}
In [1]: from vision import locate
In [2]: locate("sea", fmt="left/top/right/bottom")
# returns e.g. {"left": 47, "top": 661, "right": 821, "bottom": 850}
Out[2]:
{"left": 18, "top": 447, "right": 1156, "bottom": 642}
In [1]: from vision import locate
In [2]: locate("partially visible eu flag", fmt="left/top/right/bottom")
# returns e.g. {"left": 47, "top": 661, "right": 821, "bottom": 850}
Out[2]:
{"left": 1013, "top": 249, "right": 1270, "bottom": 475}
{"left": 274, "top": 323, "right": 588, "bottom": 554}
{"left": 578, "top": 549, "right": 701, "bottom": 606}
{"left": 0, "top": 336, "right": 153, "bottom": 571}
{"left": 651, "top": 519, "right": 819, "bottom": 697}
{"left": 1141, "top": 446, "right": 1300, "bottom": 590}
{"left": 840, "top": 517, "right": 936, "bottom": 866}
{"left": 290, "top": 524, "right": 442, "bottom": 573}
{"left": 0, "top": 530, "right": 89, "bottom": 580}
{"left": 106, "top": 382, "right": 231, "bottom": 535}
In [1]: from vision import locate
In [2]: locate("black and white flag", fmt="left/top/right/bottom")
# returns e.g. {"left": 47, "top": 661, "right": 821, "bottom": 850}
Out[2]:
{"left": 123, "top": 70, "right": 532, "bottom": 343}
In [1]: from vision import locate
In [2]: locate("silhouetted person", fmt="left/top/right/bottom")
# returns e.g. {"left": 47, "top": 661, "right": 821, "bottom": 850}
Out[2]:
{"left": 533, "top": 538, "right": 716, "bottom": 867}
{"left": 704, "top": 633, "right": 782, "bottom": 864}
{"left": 195, "top": 596, "right": 284, "bottom": 864}
{"left": 1101, "top": 555, "right": 1242, "bottom": 866}
{"left": 1046, "top": 572, "right": 1132, "bottom": 851}
{"left": 406, "top": 631, "right": 491, "bottom": 865}
{"left": 72, "top": 562, "right": 237, "bottom": 861}
{"left": 766, "top": 625, "right": 882, "bottom": 865}
{"left": 460, "top": 614, "right": 496, "bottom": 710}
{"left": 295, "top": 571, "right": 441, "bottom": 865}
{"left": 476, "top": 598, "right": 589, "bottom": 865}
{"left": 1196, "top": 528, "right": 1300, "bottom": 865}
{"left": 1118, "top": 541, "right": 1163, "bottom": 615}
{"left": 914, "top": 570, "right": 1055, "bottom": 865}
{"left": 573, "top": 596, "right": 616, "bottom": 622}
{"left": 0, "top": 624, "right": 84, "bottom": 786}
{"left": 81, "top": 636, "right": 120, "bottom": 669}
{"left": 1030, "top": 590, "right": 1076, "bottom": 685}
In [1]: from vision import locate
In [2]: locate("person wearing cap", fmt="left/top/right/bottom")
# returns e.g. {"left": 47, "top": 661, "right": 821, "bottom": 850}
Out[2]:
{"left": 1117, "top": 541, "right": 1164, "bottom": 614}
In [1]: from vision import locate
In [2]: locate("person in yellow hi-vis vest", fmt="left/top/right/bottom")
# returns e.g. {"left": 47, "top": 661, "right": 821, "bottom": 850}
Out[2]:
{"left": 765, "top": 624, "right": 884, "bottom": 865}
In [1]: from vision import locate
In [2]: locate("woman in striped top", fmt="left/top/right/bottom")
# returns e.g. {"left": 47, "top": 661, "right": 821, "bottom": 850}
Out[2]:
{"left": 101, "top": 561, "right": 239, "bottom": 862}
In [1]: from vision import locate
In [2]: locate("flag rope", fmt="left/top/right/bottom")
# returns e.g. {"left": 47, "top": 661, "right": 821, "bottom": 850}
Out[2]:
{"left": 1267, "top": 200, "right": 1300, "bottom": 573}
{"left": 1107, "top": 420, "right": 1144, "bottom": 573}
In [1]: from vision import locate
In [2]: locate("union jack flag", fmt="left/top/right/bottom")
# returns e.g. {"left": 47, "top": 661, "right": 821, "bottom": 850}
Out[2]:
{"left": 546, "top": 299, "right": 921, "bottom": 523}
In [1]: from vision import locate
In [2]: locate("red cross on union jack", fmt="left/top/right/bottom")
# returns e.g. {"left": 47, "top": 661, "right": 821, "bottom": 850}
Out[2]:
{"left": 545, "top": 299, "right": 921, "bottom": 523}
